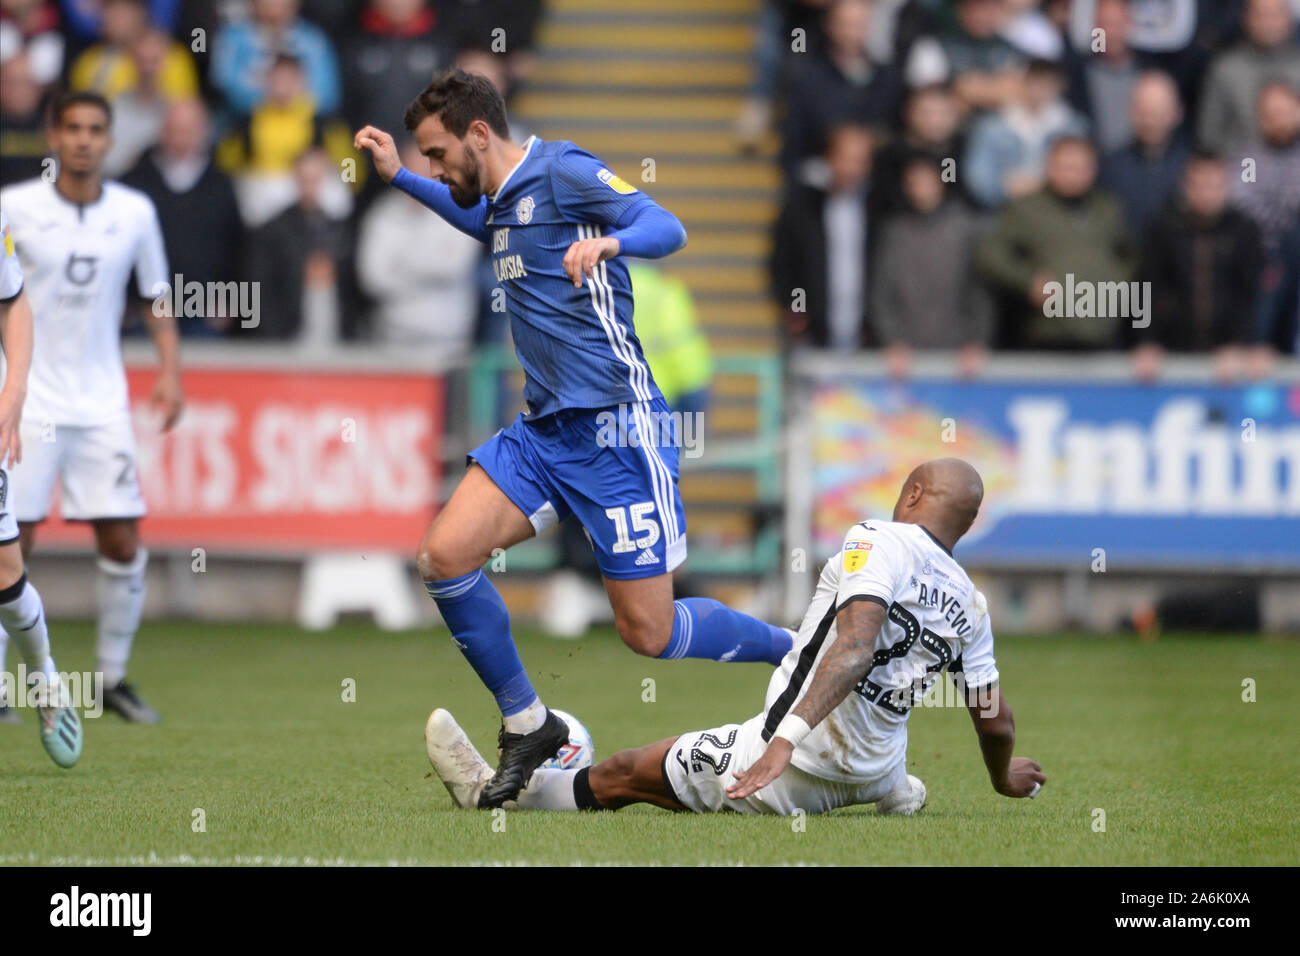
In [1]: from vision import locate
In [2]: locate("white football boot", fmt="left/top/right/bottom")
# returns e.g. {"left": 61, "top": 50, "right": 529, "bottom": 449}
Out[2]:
{"left": 877, "top": 774, "right": 927, "bottom": 816}
{"left": 425, "top": 708, "right": 494, "bottom": 809}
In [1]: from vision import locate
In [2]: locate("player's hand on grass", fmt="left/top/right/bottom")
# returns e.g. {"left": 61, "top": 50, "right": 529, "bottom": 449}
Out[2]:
{"left": 0, "top": 388, "right": 22, "bottom": 465}
{"left": 354, "top": 125, "right": 402, "bottom": 182}
{"left": 726, "top": 737, "right": 794, "bottom": 800}
{"left": 995, "top": 757, "right": 1046, "bottom": 798}
{"left": 151, "top": 372, "right": 184, "bottom": 431}
{"left": 563, "top": 236, "right": 620, "bottom": 287}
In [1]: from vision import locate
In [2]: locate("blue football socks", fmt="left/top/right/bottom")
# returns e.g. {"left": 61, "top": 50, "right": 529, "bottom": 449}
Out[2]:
{"left": 658, "top": 598, "right": 792, "bottom": 665}
{"left": 426, "top": 570, "right": 537, "bottom": 716}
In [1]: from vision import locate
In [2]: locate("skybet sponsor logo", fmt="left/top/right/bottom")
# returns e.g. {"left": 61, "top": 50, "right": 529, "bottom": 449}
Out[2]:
{"left": 152, "top": 275, "right": 261, "bottom": 329}
{"left": 0, "top": 667, "right": 102, "bottom": 717}
{"left": 1042, "top": 273, "right": 1151, "bottom": 328}
{"left": 49, "top": 886, "right": 151, "bottom": 936}
{"left": 595, "top": 403, "right": 704, "bottom": 459}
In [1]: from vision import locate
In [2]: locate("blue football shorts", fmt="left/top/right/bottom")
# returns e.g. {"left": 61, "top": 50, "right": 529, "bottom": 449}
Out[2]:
{"left": 468, "top": 396, "right": 688, "bottom": 580}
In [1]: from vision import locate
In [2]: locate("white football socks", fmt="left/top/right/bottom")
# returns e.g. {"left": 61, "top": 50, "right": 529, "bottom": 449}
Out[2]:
{"left": 0, "top": 576, "right": 56, "bottom": 681}
{"left": 96, "top": 548, "right": 147, "bottom": 687}
{"left": 514, "top": 769, "right": 580, "bottom": 811}
{"left": 503, "top": 697, "right": 547, "bottom": 735}
{"left": 0, "top": 625, "right": 8, "bottom": 705}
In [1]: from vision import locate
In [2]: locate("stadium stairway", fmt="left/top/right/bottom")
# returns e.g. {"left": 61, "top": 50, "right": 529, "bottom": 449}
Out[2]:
{"left": 505, "top": 0, "right": 786, "bottom": 613}
{"left": 518, "top": 0, "right": 779, "bottom": 357}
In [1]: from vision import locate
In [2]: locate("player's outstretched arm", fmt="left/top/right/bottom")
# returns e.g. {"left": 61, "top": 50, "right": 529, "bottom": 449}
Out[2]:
{"left": 607, "top": 201, "right": 687, "bottom": 260}
{"left": 0, "top": 287, "right": 33, "bottom": 465}
{"left": 728, "top": 600, "right": 887, "bottom": 799}
{"left": 355, "top": 124, "right": 490, "bottom": 243}
{"left": 966, "top": 685, "right": 1045, "bottom": 798}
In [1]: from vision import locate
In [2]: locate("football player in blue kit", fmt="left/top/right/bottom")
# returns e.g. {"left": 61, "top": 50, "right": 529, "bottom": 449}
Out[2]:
{"left": 354, "top": 69, "right": 793, "bottom": 808}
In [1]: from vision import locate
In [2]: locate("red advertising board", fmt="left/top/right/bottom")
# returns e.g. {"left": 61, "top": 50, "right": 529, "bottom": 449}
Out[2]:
{"left": 34, "top": 365, "right": 445, "bottom": 553}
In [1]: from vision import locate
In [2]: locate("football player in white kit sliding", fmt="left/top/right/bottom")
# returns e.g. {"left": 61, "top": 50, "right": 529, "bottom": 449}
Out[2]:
{"left": 0, "top": 210, "right": 84, "bottom": 765}
{"left": 426, "top": 458, "right": 1046, "bottom": 815}
{"left": 0, "top": 91, "right": 182, "bottom": 724}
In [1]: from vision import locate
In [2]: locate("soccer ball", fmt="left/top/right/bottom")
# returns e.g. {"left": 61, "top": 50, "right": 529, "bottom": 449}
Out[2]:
{"left": 541, "top": 709, "right": 594, "bottom": 771}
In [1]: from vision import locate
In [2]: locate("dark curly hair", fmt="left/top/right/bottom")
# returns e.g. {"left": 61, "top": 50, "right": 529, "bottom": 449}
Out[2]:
{"left": 403, "top": 69, "right": 510, "bottom": 139}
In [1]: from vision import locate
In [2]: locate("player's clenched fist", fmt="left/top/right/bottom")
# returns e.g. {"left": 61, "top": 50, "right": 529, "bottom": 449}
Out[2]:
{"left": 563, "top": 236, "right": 621, "bottom": 288}
{"left": 354, "top": 125, "right": 402, "bottom": 182}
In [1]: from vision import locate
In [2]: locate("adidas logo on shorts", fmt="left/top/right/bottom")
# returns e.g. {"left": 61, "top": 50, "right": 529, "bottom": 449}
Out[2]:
{"left": 635, "top": 548, "right": 658, "bottom": 567}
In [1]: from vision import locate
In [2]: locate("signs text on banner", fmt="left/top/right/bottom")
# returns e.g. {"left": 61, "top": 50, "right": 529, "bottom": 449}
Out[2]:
{"left": 32, "top": 366, "right": 445, "bottom": 554}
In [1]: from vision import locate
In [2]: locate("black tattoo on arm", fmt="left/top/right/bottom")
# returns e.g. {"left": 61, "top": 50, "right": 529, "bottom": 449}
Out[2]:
{"left": 791, "top": 600, "right": 887, "bottom": 730}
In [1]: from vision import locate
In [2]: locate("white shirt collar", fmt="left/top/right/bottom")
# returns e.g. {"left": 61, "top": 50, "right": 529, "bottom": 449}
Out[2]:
{"left": 491, "top": 135, "right": 538, "bottom": 200}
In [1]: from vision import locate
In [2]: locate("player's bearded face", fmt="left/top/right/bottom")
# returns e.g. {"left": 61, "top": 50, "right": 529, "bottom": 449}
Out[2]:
{"left": 447, "top": 142, "right": 484, "bottom": 208}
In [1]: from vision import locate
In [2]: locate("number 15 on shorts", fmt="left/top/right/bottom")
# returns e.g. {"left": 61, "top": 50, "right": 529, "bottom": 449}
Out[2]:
{"left": 605, "top": 502, "right": 660, "bottom": 554}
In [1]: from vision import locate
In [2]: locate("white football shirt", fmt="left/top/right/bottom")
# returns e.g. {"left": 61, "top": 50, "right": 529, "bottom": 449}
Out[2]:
{"left": 2, "top": 211, "right": 26, "bottom": 399}
{"left": 0, "top": 178, "right": 169, "bottom": 425}
{"left": 1, "top": 211, "right": 22, "bottom": 301}
{"left": 762, "top": 519, "right": 1000, "bottom": 785}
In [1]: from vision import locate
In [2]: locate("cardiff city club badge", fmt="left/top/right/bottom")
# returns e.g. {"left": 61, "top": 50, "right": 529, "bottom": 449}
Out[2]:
{"left": 515, "top": 195, "right": 534, "bottom": 225}
{"left": 842, "top": 540, "right": 872, "bottom": 572}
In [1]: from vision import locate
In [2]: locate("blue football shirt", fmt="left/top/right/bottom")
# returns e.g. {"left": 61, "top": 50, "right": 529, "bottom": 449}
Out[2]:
{"left": 478, "top": 136, "right": 673, "bottom": 418}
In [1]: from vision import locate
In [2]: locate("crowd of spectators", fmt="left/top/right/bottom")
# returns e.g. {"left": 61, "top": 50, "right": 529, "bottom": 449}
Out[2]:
{"left": 0, "top": 0, "right": 545, "bottom": 348}
{"left": 760, "top": 0, "right": 1300, "bottom": 377}
{"left": 1, "top": 0, "right": 1297, "bottom": 376}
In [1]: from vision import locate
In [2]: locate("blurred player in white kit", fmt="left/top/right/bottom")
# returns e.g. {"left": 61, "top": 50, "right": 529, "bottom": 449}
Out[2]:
{"left": 0, "top": 91, "right": 183, "bottom": 723}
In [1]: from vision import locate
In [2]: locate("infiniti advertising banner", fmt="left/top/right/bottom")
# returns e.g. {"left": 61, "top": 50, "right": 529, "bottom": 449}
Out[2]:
{"left": 812, "top": 378, "right": 1300, "bottom": 570}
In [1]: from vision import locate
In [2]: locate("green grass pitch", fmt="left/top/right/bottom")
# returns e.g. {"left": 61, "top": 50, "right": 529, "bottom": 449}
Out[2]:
{"left": 1, "top": 621, "right": 1295, "bottom": 866}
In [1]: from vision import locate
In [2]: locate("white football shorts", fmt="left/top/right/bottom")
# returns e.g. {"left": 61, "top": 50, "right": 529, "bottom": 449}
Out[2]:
{"left": 0, "top": 455, "right": 18, "bottom": 544}
{"left": 662, "top": 714, "right": 907, "bottom": 816}
{"left": 12, "top": 416, "right": 146, "bottom": 522}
